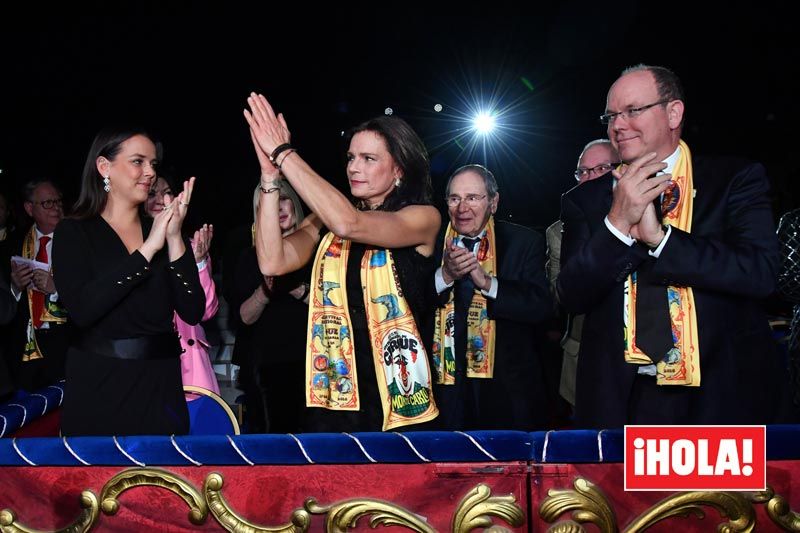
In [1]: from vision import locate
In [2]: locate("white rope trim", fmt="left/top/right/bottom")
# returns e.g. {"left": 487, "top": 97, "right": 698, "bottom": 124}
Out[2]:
{"left": 226, "top": 435, "right": 254, "bottom": 466}
{"left": 9, "top": 403, "right": 27, "bottom": 426}
{"left": 597, "top": 430, "right": 605, "bottom": 462}
{"left": 62, "top": 437, "right": 90, "bottom": 466}
{"left": 31, "top": 393, "right": 48, "bottom": 415}
{"left": 0, "top": 414, "right": 7, "bottom": 438}
{"left": 456, "top": 431, "right": 497, "bottom": 461}
{"left": 12, "top": 438, "right": 36, "bottom": 466}
{"left": 47, "top": 385, "right": 64, "bottom": 406}
{"left": 343, "top": 432, "right": 377, "bottom": 463}
{"left": 393, "top": 432, "right": 430, "bottom": 462}
{"left": 287, "top": 433, "right": 314, "bottom": 464}
{"left": 542, "top": 430, "right": 554, "bottom": 463}
{"left": 113, "top": 436, "right": 145, "bottom": 467}
{"left": 170, "top": 435, "right": 202, "bottom": 466}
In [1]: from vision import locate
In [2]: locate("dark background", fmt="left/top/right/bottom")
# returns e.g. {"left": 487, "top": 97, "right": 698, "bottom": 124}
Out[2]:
{"left": 2, "top": 7, "right": 798, "bottom": 245}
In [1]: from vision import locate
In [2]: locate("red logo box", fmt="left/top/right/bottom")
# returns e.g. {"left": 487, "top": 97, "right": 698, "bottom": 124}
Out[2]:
{"left": 624, "top": 425, "right": 766, "bottom": 491}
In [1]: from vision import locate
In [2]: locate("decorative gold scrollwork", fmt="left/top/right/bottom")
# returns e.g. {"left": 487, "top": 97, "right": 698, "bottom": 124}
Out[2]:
{"left": 540, "top": 477, "right": 800, "bottom": 532}
{"left": 765, "top": 493, "right": 800, "bottom": 531}
{"left": 747, "top": 487, "right": 800, "bottom": 531}
{"left": 203, "top": 472, "right": 310, "bottom": 532}
{"left": 546, "top": 520, "right": 587, "bottom": 533}
{"left": 99, "top": 467, "right": 207, "bottom": 526}
{"left": 0, "top": 491, "right": 98, "bottom": 533}
{"left": 624, "top": 490, "right": 755, "bottom": 532}
{"left": 451, "top": 483, "right": 525, "bottom": 533}
{"left": 539, "top": 478, "right": 618, "bottom": 533}
{"left": 10, "top": 468, "right": 796, "bottom": 532}
{"left": 304, "top": 496, "right": 434, "bottom": 533}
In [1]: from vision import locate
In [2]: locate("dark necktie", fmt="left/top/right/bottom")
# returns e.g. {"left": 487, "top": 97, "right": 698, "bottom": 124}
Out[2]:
{"left": 634, "top": 197, "right": 673, "bottom": 362}
{"left": 31, "top": 235, "right": 51, "bottom": 328}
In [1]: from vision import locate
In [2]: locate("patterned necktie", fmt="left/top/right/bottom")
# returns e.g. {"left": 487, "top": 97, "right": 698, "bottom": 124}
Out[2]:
{"left": 453, "top": 237, "right": 480, "bottom": 366}
{"left": 635, "top": 196, "right": 673, "bottom": 362}
{"left": 31, "top": 235, "right": 50, "bottom": 328}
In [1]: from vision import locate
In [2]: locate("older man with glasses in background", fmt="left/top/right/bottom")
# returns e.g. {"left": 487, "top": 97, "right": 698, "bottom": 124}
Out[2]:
{"left": 558, "top": 64, "right": 795, "bottom": 428}
{"left": 431, "top": 164, "right": 552, "bottom": 431}
{"left": 545, "top": 139, "right": 619, "bottom": 413}
{"left": 6, "top": 179, "right": 70, "bottom": 391}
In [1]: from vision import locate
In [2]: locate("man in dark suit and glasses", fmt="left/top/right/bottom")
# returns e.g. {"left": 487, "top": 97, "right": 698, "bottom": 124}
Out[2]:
{"left": 558, "top": 64, "right": 793, "bottom": 428}
{"left": 432, "top": 164, "right": 552, "bottom": 430}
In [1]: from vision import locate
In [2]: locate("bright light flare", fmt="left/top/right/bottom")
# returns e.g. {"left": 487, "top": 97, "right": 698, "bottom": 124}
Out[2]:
{"left": 473, "top": 112, "right": 496, "bottom": 134}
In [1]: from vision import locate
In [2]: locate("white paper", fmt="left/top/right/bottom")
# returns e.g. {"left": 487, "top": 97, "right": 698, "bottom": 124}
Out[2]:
{"left": 11, "top": 256, "right": 49, "bottom": 272}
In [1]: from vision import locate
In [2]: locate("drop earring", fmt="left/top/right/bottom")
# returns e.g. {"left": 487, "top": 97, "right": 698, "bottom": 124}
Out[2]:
{"left": 394, "top": 177, "right": 401, "bottom": 187}
{"left": 103, "top": 175, "right": 111, "bottom": 193}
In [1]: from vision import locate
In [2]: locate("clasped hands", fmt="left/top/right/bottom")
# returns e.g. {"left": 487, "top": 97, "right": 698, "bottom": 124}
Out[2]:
{"left": 244, "top": 92, "right": 291, "bottom": 183}
{"left": 140, "top": 177, "right": 196, "bottom": 261}
{"left": 441, "top": 239, "right": 492, "bottom": 291}
{"left": 606, "top": 152, "right": 672, "bottom": 248}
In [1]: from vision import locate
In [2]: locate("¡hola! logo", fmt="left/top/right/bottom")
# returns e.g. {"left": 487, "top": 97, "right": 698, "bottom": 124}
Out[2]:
{"left": 624, "top": 425, "right": 766, "bottom": 491}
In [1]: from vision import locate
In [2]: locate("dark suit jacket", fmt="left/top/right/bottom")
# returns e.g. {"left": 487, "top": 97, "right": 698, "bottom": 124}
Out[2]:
{"left": 432, "top": 220, "right": 553, "bottom": 430}
{"left": 4, "top": 228, "right": 70, "bottom": 391}
{"left": 558, "top": 156, "right": 789, "bottom": 428}
{"left": 0, "top": 275, "right": 16, "bottom": 397}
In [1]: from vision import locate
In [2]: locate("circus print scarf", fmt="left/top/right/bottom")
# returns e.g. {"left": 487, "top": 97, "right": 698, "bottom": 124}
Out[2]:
{"left": 623, "top": 140, "right": 700, "bottom": 386}
{"left": 432, "top": 217, "right": 497, "bottom": 384}
{"left": 305, "top": 232, "right": 439, "bottom": 430}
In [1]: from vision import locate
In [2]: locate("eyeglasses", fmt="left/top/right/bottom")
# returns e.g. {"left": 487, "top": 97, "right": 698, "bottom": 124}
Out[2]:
{"left": 33, "top": 199, "right": 63, "bottom": 210}
{"left": 574, "top": 163, "right": 620, "bottom": 180}
{"left": 445, "top": 194, "right": 487, "bottom": 207}
{"left": 599, "top": 99, "right": 671, "bottom": 125}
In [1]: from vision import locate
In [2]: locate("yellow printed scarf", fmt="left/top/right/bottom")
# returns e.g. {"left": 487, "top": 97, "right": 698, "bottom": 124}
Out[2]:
{"left": 624, "top": 140, "right": 700, "bottom": 386}
{"left": 22, "top": 226, "right": 67, "bottom": 362}
{"left": 432, "top": 217, "right": 497, "bottom": 383}
{"left": 305, "top": 232, "right": 439, "bottom": 430}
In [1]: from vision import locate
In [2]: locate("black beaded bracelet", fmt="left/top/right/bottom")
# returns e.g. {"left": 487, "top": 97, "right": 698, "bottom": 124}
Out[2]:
{"left": 269, "top": 143, "right": 293, "bottom": 165}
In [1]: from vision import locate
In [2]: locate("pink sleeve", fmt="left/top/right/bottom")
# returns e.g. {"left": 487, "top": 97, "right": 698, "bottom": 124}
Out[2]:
{"left": 197, "top": 256, "right": 219, "bottom": 321}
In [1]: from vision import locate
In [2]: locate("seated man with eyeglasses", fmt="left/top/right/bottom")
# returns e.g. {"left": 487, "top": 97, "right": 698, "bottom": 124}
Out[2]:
{"left": 6, "top": 179, "right": 70, "bottom": 391}
{"left": 431, "top": 164, "right": 553, "bottom": 430}
{"left": 558, "top": 64, "right": 794, "bottom": 428}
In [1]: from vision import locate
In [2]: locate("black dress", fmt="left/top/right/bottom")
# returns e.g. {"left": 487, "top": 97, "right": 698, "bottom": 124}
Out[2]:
{"left": 229, "top": 246, "right": 310, "bottom": 433}
{"left": 303, "top": 240, "right": 437, "bottom": 432}
{"left": 52, "top": 215, "right": 205, "bottom": 436}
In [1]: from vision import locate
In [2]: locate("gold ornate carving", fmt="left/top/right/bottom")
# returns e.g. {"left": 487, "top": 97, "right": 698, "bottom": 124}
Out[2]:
{"left": 539, "top": 478, "right": 617, "bottom": 533}
{"left": 451, "top": 483, "right": 525, "bottom": 532}
{"left": 540, "top": 477, "right": 800, "bottom": 532}
{"left": 99, "top": 467, "right": 208, "bottom": 526}
{"left": 765, "top": 493, "right": 800, "bottom": 531}
{"left": 747, "top": 487, "right": 800, "bottom": 531}
{"left": 203, "top": 472, "right": 310, "bottom": 532}
{"left": 624, "top": 490, "right": 755, "bottom": 532}
{"left": 0, "top": 491, "right": 98, "bottom": 533}
{"left": 12, "top": 468, "right": 798, "bottom": 532}
{"left": 304, "top": 496, "right": 435, "bottom": 533}
{"left": 546, "top": 520, "right": 587, "bottom": 533}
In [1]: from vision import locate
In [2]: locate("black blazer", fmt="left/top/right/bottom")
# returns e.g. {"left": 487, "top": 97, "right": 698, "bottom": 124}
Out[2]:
{"left": 432, "top": 219, "right": 553, "bottom": 430}
{"left": 3, "top": 229, "right": 70, "bottom": 391}
{"left": 558, "top": 156, "right": 790, "bottom": 428}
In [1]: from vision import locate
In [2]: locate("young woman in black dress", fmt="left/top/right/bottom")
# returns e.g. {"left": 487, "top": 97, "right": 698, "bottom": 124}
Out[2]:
{"left": 53, "top": 127, "right": 205, "bottom": 436}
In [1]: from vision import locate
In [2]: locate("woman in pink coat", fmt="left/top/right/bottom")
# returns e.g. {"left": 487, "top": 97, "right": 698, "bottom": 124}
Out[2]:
{"left": 146, "top": 176, "right": 220, "bottom": 395}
